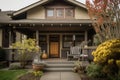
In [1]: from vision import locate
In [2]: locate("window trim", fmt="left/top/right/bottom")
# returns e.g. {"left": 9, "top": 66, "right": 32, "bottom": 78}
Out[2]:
{"left": 65, "top": 8, "right": 74, "bottom": 18}
{"left": 56, "top": 8, "right": 64, "bottom": 18}
{"left": 46, "top": 8, "right": 54, "bottom": 18}
{"left": 46, "top": 8, "right": 74, "bottom": 19}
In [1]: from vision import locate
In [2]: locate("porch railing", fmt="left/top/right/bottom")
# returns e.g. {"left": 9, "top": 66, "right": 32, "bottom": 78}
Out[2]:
{"left": 83, "top": 46, "right": 97, "bottom": 62}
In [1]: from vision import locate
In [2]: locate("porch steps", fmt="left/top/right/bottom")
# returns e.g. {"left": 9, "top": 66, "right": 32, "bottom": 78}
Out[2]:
{"left": 44, "top": 61, "right": 75, "bottom": 72}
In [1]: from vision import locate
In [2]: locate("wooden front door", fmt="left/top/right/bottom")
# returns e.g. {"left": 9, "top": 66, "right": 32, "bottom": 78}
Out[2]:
{"left": 49, "top": 35, "right": 59, "bottom": 58}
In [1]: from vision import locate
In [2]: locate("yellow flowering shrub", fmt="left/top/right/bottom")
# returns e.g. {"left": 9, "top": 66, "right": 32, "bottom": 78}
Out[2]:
{"left": 92, "top": 39, "right": 120, "bottom": 64}
{"left": 11, "top": 38, "right": 41, "bottom": 68}
{"left": 12, "top": 38, "right": 40, "bottom": 53}
{"left": 32, "top": 71, "right": 43, "bottom": 77}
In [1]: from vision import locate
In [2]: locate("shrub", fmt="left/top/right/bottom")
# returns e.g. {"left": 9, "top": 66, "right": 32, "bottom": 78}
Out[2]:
{"left": 92, "top": 39, "right": 120, "bottom": 64}
{"left": 92, "top": 39, "right": 120, "bottom": 79}
{"left": 86, "top": 63, "right": 106, "bottom": 78}
{"left": 32, "top": 70, "right": 43, "bottom": 77}
{"left": 9, "top": 63, "right": 21, "bottom": 70}
{"left": 73, "top": 61, "right": 86, "bottom": 73}
{"left": 11, "top": 38, "right": 41, "bottom": 68}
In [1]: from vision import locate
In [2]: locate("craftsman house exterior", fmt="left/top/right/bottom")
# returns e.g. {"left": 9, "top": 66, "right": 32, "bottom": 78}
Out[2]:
{"left": 0, "top": 0, "right": 95, "bottom": 59}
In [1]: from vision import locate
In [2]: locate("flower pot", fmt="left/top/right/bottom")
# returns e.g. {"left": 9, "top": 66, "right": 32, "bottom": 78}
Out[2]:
{"left": 42, "top": 50, "right": 48, "bottom": 59}
{"left": 32, "top": 64, "right": 44, "bottom": 71}
{"left": 42, "top": 53, "right": 48, "bottom": 59}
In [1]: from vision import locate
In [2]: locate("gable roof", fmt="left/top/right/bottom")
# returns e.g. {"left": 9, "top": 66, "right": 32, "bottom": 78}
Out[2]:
{"left": 0, "top": 11, "right": 13, "bottom": 22}
{"left": 13, "top": 0, "right": 86, "bottom": 17}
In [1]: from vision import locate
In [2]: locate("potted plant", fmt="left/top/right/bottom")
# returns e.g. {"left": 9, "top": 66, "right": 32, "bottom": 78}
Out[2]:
{"left": 41, "top": 50, "right": 48, "bottom": 59}
{"left": 32, "top": 61, "right": 45, "bottom": 71}
{"left": 32, "top": 55, "right": 45, "bottom": 71}
{"left": 11, "top": 38, "right": 40, "bottom": 68}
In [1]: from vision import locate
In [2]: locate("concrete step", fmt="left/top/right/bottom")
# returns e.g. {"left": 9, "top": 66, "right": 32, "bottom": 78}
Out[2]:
{"left": 45, "top": 61, "right": 75, "bottom": 64}
{"left": 45, "top": 64, "right": 74, "bottom": 68}
{"left": 44, "top": 67, "right": 73, "bottom": 72}
{"left": 44, "top": 61, "right": 75, "bottom": 72}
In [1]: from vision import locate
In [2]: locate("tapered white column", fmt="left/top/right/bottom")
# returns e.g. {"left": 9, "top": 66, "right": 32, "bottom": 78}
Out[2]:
{"left": 36, "top": 30, "right": 39, "bottom": 45}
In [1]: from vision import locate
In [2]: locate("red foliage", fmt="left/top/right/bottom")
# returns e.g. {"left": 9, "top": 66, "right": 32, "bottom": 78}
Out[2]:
{"left": 86, "top": 0, "right": 110, "bottom": 33}
{"left": 86, "top": 0, "right": 120, "bottom": 41}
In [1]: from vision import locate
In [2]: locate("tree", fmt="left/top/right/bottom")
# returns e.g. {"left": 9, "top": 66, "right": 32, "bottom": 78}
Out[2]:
{"left": 11, "top": 38, "right": 40, "bottom": 68}
{"left": 86, "top": 0, "right": 120, "bottom": 42}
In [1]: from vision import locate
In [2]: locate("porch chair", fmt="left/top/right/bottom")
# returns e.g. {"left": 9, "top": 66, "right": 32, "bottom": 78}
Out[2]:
{"left": 67, "top": 41, "right": 89, "bottom": 61}
{"left": 67, "top": 46, "right": 82, "bottom": 60}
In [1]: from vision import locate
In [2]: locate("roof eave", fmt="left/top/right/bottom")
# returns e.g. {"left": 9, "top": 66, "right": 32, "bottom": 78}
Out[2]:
{"left": 13, "top": 0, "right": 49, "bottom": 16}
{"left": 66, "top": 0, "right": 86, "bottom": 9}
{"left": 13, "top": 0, "right": 87, "bottom": 17}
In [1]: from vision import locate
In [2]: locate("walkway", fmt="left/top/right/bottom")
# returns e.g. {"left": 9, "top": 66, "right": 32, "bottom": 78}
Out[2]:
{"left": 40, "top": 72, "right": 81, "bottom": 80}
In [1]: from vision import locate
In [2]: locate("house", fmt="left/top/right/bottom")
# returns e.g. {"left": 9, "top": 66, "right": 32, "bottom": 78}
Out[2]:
{"left": 0, "top": 0, "right": 95, "bottom": 59}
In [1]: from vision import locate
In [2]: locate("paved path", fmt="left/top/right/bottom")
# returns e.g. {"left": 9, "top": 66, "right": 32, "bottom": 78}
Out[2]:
{"left": 40, "top": 72, "right": 81, "bottom": 80}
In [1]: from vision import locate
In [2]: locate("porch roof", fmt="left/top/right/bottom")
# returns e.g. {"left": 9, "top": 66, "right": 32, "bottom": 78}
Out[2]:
{"left": 0, "top": 19, "right": 92, "bottom": 24}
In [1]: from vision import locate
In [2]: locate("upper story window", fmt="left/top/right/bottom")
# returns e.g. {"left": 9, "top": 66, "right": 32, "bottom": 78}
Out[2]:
{"left": 65, "top": 8, "right": 74, "bottom": 18}
{"left": 56, "top": 9, "right": 64, "bottom": 18}
{"left": 47, "top": 9, "right": 54, "bottom": 17}
{"left": 46, "top": 8, "right": 74, "bottom": 19}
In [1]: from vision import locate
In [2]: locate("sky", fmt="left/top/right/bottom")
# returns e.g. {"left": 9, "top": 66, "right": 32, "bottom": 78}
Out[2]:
{"left": 0, "top": 0, "right": 85, "bottom": 11}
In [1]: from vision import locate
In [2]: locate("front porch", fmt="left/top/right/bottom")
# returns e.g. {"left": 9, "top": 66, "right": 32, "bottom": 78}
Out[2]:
{"left": 2, "top": 46, "right": 96, "bottom": 69}
{"left": 1, "top": 20, "right": 95, "bottom": 59}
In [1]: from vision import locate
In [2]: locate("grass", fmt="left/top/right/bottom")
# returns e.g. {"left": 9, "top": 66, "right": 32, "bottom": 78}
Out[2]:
{"left": 0, "top": 69, "right": 27, "bottom": 80}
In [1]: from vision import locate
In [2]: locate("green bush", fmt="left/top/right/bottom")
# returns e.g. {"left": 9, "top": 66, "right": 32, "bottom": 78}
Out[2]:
{"left": 9, "top": 63, "right": 21, "bottom": 70}
{"left": 86, "top": 63, "right": 106, "bottom": 78}
{"left": 73, "top": 61, "right": 86, "bottom": 73}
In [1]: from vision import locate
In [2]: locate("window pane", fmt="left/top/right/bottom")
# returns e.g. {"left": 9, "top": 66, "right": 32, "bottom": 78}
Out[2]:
{"left": 65, "top": 9, "right": 73, "bottom": 17}
{"left": 57, "top": 9, "right": 64, "bottom": 17}
{"left": 47, "top": 9, "right": 54, "bottom": 17}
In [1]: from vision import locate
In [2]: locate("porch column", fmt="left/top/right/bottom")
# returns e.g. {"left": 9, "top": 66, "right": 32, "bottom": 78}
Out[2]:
{"left": 36, "top": 30, "right": 39, "bottom": 45}
{"left": 9, "top": 30, "right": 12, "bottom": 47}
{"left": 85, "top": 30, "right": 88, "bottom": 43}
{"left": 60, "top": 34, "right": 62, "bottom": 58}
{"left": 47, "top": 34, "right": 49, "bottom": 57}
{"left": 0, "top": 29, "right": 2, "bottom": 47}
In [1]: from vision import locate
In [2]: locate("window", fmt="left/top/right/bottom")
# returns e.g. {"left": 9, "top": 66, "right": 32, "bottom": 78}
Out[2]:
{"left": 56, "top": 9, "right": 64, "bottom": 17}
{"left": 47, "top": 9, "right": 54, "bottom": 17}
{"left": 65, "top": 8, "right": 73, "bottom": 17}
{"left": 63, "top": 35, "right": 73, "bottom": 48}
{"left": 46, "top": 8, "right": 74, "bottom": 19}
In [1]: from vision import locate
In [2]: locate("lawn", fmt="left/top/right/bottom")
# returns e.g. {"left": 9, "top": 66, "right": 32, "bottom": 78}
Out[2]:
{"left": 0, "top": 70, "right": 27, "bottom": 80}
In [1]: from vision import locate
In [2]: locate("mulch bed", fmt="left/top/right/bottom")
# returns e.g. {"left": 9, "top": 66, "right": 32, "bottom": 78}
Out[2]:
{"left": 18, "top": 73, "right": 40, "bottom": 80}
